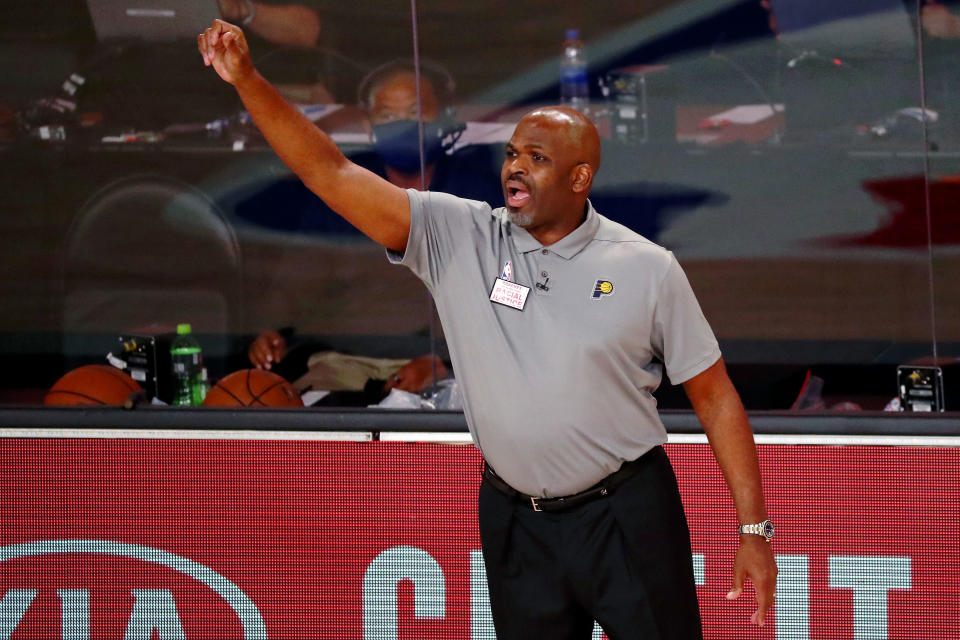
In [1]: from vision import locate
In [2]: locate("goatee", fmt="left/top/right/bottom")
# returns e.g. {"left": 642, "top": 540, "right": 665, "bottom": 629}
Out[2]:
{"left": 507, "top": 211, "right": 533, "bottom": 227}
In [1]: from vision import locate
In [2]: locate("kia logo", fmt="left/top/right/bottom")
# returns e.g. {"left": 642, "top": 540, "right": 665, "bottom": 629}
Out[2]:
{"left": 0, "top": 539, "right": 267, "bottom": 639}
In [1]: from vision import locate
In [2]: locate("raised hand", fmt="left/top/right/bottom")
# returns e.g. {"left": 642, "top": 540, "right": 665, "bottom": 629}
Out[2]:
{"left": 197, "top": 19, "right": 254, "bottom": 86}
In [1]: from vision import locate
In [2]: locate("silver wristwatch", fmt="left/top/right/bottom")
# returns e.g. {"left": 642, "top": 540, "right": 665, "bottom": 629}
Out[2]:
{"left": 738, "top": 519, "right": 775, "bottom": 542}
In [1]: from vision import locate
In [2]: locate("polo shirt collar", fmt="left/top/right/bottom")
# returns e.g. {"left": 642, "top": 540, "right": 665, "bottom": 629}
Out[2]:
{"left": 507, "top": 200, "right": 600, "bottom": 259}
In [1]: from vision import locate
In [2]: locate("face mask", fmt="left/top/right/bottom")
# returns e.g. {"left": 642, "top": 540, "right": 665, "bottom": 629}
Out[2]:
{"left": 371, "top": 120, "right": 446, "bottom": 174}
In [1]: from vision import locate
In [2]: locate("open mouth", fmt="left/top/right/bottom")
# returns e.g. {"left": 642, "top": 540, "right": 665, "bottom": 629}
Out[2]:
{"left": 505, "top": 181, "right": 532, "bottom": 208}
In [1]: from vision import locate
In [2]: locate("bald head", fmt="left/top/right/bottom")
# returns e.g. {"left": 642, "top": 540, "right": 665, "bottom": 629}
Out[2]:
{"left": 518, "top": 106, "right": 602, "bottom": 174}
{"left": 501, "top": 106, "right": 603, "bottom": 243}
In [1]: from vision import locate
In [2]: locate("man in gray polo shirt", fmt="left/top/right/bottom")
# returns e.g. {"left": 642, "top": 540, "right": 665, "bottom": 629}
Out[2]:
{"left": 200, "top": 19, "right": 778, "bottom": 638}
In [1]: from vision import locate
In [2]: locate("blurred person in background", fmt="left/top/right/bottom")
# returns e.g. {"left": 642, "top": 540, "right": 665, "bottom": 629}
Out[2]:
{"left": 235, "top": 58, "right": 501, "bottom": 233}
{"left": 242, "top": 60, "right": 496, "bottom": 403}
{"left": 216, "top": 0, "right": 321, "bottom": 48}
{"left": 249, "top": 326, "right": 449, "bottom": 406}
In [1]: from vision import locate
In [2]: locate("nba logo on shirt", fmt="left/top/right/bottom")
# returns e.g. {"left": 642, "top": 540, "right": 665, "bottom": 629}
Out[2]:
{"left": 592, "top": 279, "right": 614, "bottom": 299}
{"left": 501, "top": 261, "right": 513, "bottom": 282}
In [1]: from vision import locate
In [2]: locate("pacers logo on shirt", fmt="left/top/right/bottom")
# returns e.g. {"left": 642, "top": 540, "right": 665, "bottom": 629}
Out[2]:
{"left": 591, "top": 279, "right": 614, "bottom": 300}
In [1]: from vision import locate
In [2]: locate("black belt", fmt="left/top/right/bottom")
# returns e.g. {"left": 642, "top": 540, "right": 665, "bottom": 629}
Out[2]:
{"left": 483, "top": 446, "right": 661, "bottom": 513}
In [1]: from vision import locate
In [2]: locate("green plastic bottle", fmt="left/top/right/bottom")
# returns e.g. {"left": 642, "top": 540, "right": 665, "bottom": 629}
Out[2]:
{"left": 170, "top": 323, "right": 205, "bottom": 406}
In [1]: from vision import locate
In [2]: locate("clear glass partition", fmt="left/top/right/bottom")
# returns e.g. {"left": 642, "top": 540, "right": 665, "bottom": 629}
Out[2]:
{"left": 1, "top": 0, "right": 956, "bottom": 414}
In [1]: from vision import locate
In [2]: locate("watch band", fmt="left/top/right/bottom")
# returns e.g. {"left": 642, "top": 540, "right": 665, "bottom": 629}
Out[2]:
{"left": 738, "top": 519, "right": 775, "bottom": 541}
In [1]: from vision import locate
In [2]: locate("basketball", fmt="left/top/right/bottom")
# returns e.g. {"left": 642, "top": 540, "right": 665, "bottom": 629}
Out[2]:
{"left": 44, "top": 364, "right": 142, "bottom": 406}
{"left": 202, "top": 368, "right": 303, "bottom": 407}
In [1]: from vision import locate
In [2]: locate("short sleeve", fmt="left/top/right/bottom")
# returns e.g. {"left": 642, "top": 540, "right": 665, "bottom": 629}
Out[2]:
{"left": 387, "top": 189, "right": 492, "bottom": 289}
{"left": 650, "top": 253, "right": 721, "bottom": 385}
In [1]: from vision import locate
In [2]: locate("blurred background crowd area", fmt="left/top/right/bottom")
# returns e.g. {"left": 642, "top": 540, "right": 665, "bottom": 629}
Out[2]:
{"left": 3, "top": 0, "right": 960, "bottom": 411}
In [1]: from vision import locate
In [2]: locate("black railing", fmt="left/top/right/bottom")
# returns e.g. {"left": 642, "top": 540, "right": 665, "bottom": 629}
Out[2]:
{"left": 0, "top": 407, "right": 957, "bottom": 436}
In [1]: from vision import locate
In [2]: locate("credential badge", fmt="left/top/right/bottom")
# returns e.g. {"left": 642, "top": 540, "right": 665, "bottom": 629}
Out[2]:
{"left": 490, "top": 277, "right": 530, "bottom": 310}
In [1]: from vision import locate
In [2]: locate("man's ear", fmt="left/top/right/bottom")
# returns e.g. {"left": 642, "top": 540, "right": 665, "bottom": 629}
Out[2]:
{"left": 571, "top": 163, "right": 593, "bottom": 194}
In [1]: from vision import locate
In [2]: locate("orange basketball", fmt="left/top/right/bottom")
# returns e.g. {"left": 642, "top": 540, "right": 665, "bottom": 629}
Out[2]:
{"left": 202, "top": 368, "right": 303, "bottom": 407}
{"left": 44, "top": 364, "right": 142, "bottom": 406}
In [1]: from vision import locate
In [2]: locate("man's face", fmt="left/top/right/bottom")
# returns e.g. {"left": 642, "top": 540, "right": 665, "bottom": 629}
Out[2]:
{"left": 501, "top": 114, "right": 582, "bottom": 229}
{"left": 368, "top": 71, "right": 439, "bottom": 125}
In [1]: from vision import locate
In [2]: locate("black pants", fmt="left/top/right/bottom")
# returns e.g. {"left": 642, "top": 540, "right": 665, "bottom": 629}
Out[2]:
{"left": 477, "top": 446, "right": 703, "bottom": 640}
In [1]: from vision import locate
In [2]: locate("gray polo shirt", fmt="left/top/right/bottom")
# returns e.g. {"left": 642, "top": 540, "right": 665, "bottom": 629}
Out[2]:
{"left": 389, "top": 189, "right": 721, "bottom": 497}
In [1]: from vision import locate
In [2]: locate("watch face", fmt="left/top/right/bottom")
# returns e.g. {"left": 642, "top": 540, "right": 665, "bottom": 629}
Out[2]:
{"left": 763, "top": 520, "right": 775, "bottom": 539}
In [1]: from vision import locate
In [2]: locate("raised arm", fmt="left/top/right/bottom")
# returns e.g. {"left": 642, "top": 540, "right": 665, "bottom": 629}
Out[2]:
{"left": 198, "top": 20, "right": 411, "bottom": 251}
{"left": 682, "top": 357, "right": 778, "bottom": 627}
